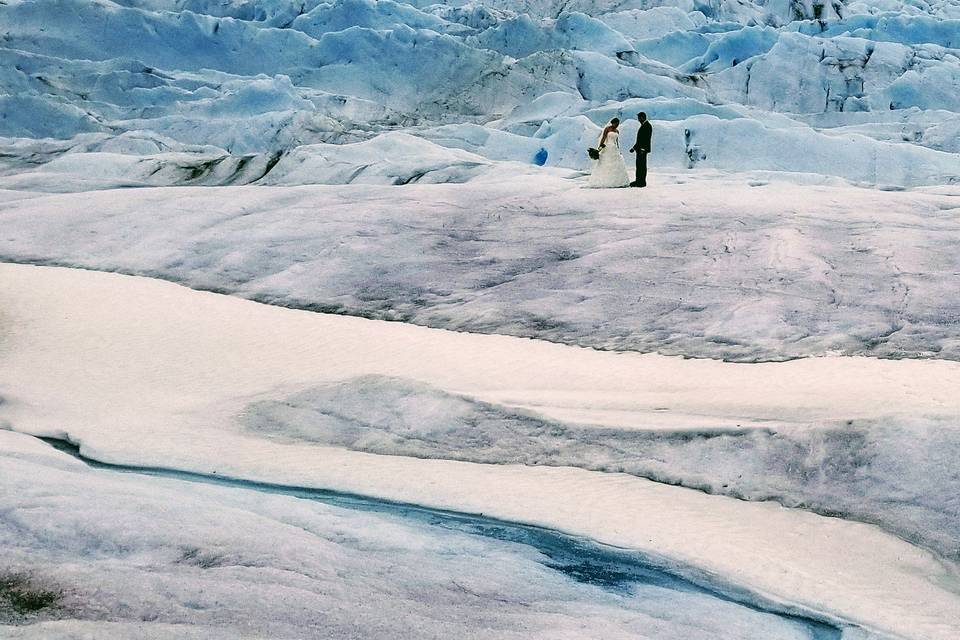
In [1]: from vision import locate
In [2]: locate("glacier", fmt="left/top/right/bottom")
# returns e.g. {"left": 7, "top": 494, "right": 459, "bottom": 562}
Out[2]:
{"left": 241, "top": 374, "right": 960, "bottom": 559}
{"left": 1, "top": 0, "right": 959, "bottom": 186}
{"left": 2, "top": 263, "right": 960, "bottom": 640}
{"left": 2, "top": 0, "right": 960, "bottom": 638}
{"left": 0, "top": 431, "right": 851, "bottom": 640}
{"left": 2, "top": 176, "right": 959, "bottom": 361}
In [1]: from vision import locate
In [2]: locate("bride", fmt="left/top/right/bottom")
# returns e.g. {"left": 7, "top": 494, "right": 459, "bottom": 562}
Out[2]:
{"left": 588, "top": 118, "right": 630, "bottom": 188}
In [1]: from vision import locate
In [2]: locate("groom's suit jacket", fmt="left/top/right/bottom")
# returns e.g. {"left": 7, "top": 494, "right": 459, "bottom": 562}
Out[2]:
{"left": 634, "top": 121, "right": 652, "bottom": 153}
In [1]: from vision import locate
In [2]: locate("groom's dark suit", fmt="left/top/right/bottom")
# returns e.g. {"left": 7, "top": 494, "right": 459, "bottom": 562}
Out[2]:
{"left": 629, "top": 121, "right": 653, "bottom": 187}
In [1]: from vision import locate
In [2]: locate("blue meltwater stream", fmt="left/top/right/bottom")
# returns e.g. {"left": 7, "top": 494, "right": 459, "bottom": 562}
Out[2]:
{"left": 41, "top": 436, "right": 852, "bottom": 640}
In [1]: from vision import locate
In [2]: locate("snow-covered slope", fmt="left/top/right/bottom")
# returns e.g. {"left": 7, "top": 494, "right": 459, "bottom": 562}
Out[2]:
{"left": 2, "top": 263, "right": 960, "bottom": 640}
{"left": 1, "top": 0, "right": 958, "bottom": 186}
{"left": 4, "top": 175, "right": 960, "bottom": 361}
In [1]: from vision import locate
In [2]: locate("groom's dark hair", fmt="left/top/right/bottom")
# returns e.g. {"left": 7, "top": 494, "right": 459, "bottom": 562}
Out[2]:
{"left": 638, "top": 112, "right": 647, "bottom": 121}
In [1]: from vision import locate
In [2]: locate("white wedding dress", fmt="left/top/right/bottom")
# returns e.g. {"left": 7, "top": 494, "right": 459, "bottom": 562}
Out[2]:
{"left": 588, "top": 130, "right": 629, "bottom": 188}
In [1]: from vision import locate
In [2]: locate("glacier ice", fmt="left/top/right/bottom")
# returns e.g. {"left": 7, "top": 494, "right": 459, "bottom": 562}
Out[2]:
{"left": 2, "top": 1, "right": 960, "bottom": 637}
{"left": 2, "top": 175, "right": 959, "bottom": 361}
{"left": 2, "top": 263, "right": 959, "bottom": 639}
{"left": 241, "top": 374, "right": 960, "bottom": 559}
{"left": 0, "top": 0, "right": 957, "bottom": 186}
{"left": 0, "top": 431, "right": 853, "bottom": 639}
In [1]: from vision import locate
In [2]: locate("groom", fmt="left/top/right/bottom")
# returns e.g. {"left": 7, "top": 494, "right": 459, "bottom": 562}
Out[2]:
{"left": 628, "top": 112, "right": 652, "bottom": 188}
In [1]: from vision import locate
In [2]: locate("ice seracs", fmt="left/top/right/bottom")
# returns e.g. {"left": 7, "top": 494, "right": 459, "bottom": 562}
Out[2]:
{"left": 1, "top": 0, "right": 958, "bottom": 186}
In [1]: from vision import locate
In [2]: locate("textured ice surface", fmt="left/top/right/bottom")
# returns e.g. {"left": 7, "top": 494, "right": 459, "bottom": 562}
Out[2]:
{"left": 1, "top": 0, "right": 958, "bottom": 186}
{"left": 242, "top": 374, "right": 960, "bottom": 559}
{"left": 3, "top": 1, "right": 960, "bottom": 636}
{"left": 2, "top": 263, "right": 959, "bottom": 640}
{"left": 3, "top": 176, "right": 959, "bottom": 361}
{"left": 0, "top": 431, "right": 850, "bottom": 640}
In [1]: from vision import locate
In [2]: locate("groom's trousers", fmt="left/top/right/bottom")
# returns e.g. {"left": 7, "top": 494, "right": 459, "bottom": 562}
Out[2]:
{"left": 635, "top": 151, "right": 648, "bottom": 187}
